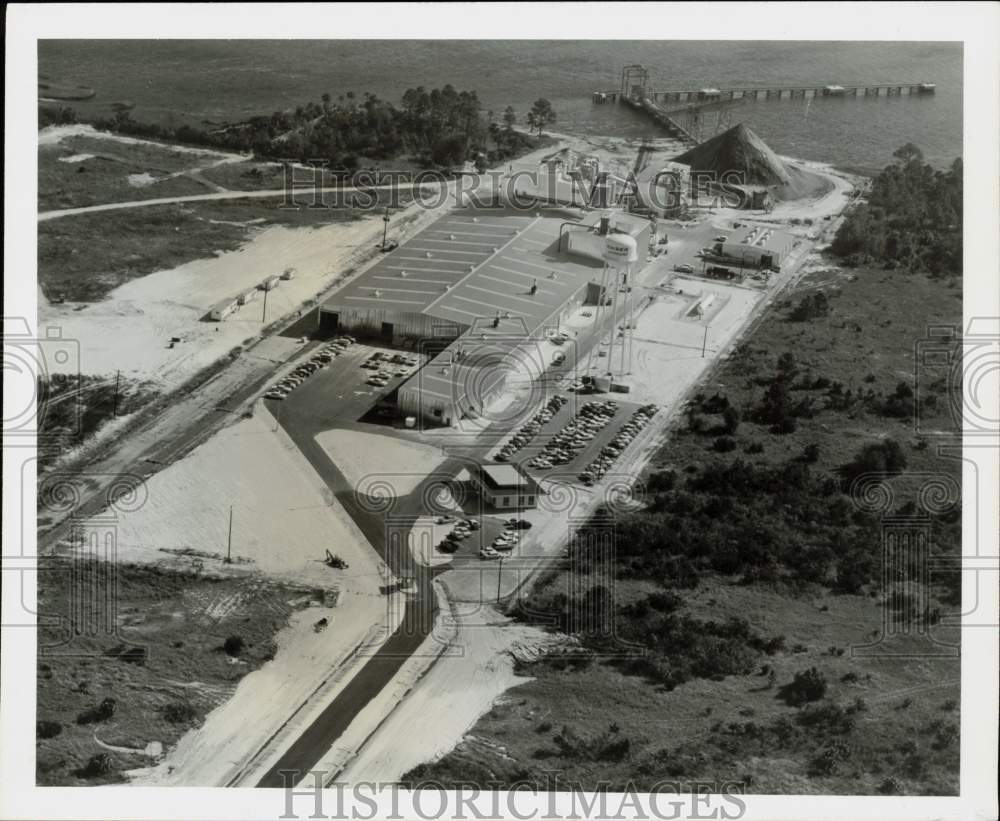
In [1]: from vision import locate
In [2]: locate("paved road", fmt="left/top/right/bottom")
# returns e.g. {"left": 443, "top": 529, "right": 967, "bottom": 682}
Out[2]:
{"left": 253, "top": 353, "right": 456, "bottom": 787}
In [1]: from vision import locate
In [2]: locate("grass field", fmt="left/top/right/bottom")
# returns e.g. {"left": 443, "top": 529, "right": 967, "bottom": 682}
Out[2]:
{"left": 38, "top": 135, "right": 233, "bottom": 211}
{"left": 405, "top": 266, "right": 963, "bottom": 795}
{"left": 197, "top": 158, "right": 433, "bottom": 192}
{"left": 35, "top": 559, "right": 306, "bottom": 785}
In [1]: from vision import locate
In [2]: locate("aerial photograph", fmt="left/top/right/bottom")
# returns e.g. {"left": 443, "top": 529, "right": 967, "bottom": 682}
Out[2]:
{"left": 6, "top": 11, "right": 996, "bottom": 819}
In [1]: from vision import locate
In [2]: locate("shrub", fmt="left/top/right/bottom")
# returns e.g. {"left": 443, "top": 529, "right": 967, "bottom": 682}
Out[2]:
{"left": 647, "top": 469, "right": 677, "bottom": 493}
{"left": 789, "top": 292, "right": 832, "bottom": 322}
{"left": 877, "top": 776, "right": 902, "bottom": 795}
{"left": 597, "top": 736, "right": 631, "bottom": 762}
{"left": 780, "top": 668, "right": 828, "bottom": 706}
{"left": 77, "top": 697, "right": 117, "bottom": 725}
{"left": 842, "top": 439, "right": 907, "bottom": 483}
{"left": 713, "top": 436, "right": 737, "bottom": 453}
{"left": 163, "top": 702, "right": 199, "bottom": 724}
{"left": 771, "top": 416, "right": 798, "bottom": 435}
{"left": 36, "top": 720, "right": 63, "bottom": 739}
{"left": 77, "top": 752, "right": 114, "bottom": 778}
{"left": 223, "top": 635, "right": 245, "bottom": 657}
{"left": 802, "top": 443, "right": 821, "bottom": 463}
{"left": 721, "top": 405, "right": 741, "bottom": 435}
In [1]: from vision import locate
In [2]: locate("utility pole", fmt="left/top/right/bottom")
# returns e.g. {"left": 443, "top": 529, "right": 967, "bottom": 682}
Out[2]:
{"left": 701, "top": 324, "right": 709, "bottom": 358}
{"left": 225, "top": 505, "right": 233, "bottom": 564}
{"left": 381, "top": 208, "right": 391, "bottom": 250}
{"left": 112, "top": 369, "right": 121, "bottom": 416}
{"left": 496, "top": 556, "right": 504, "bottom": 603}
{"left": 261, "top": 288, "right": 269, "bottom": 324}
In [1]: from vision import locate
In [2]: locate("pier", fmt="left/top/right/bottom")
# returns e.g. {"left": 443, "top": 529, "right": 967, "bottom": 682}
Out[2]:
{"left": 594, "top": 81, "right": 936, "bottom": 105}
{"left": 595, "top": 66, "right": 937, "bottom": 144}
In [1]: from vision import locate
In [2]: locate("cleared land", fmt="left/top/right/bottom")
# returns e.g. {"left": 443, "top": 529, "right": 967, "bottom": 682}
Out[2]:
{"left": 39, "top": 406, "right": 398, "bottom": 786}
{"left": 36, "top": 562, "right": 299, "bottom": 785}
{"left": 405, "top": 266, "right": 962, "bottom": 796}
{"left": 38, "top": 199, "right": 371, "bottom": 303}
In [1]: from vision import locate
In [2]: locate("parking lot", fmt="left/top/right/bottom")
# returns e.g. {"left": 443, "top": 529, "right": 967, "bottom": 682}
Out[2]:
{"left": 487, "top": 391, "right": 657, "bottom": 485}
{"left": 262, "top": 338, "right": 426, "bottom": 425}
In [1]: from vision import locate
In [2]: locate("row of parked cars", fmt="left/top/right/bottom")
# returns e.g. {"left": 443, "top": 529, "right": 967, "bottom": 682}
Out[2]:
{"left": 579, "top": 403, "right": 658, "bottom": 486}
{"left": 435, "top": 517, "right": 480, "bottom": 554}
{"left": 479, "top": 518, "right": 532, "bottom": 560}
{"left": 362, "top": 350, "right": 419, "bottom": 389}
{"left": 264, "top": 336, "right": 356, "bottom": 400}
{"left": 527, "top": 399, "right": 620, "bottom": 470}
{"left": 493, "top": 394, "right": 569, "bottom": 463}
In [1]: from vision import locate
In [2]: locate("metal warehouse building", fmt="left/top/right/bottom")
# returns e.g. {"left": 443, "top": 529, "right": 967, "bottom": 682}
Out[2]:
{"left": 318, "top": 206, "right": 624, "bottom": 426}
{"left": 720, "top": 225, "right": 795, "bottom": 271}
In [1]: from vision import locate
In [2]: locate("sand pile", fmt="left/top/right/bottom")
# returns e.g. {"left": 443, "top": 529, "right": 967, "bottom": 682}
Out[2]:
{"left": 675, "top": 122, "right": 832, "bottom": 201}
{"left": 675, "top": 122, "right": 792, "bottom": 187}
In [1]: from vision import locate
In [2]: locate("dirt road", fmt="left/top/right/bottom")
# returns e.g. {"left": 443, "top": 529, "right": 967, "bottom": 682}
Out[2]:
{"left": 37, "top": 183, "right": 445, "bottom": 222}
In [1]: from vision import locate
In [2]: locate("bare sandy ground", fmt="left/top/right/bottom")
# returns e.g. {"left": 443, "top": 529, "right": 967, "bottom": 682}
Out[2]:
{"left": 97, "top": 405, "right": 389, "bottom": 588}
{"left": 40, "top": 219, "right": 386, "bottom": 387}
{"left": 626, "top": 284, "right": 762, "bottom": 406}
{"left": 117, "top": 405, "right": 402, "bottom": 786}
{"left": 315, "top": 429, "right": 448, "bottom": 499}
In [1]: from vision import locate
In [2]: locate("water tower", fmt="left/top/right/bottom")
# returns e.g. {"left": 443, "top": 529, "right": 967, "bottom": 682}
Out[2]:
{"left": 587, "top": 228, "right": 639, "bottom": 387}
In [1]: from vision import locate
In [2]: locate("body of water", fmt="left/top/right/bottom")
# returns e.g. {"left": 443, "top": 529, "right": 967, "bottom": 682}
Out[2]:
{"left": 40, "top": 40, "right": 962, "bottom": 173}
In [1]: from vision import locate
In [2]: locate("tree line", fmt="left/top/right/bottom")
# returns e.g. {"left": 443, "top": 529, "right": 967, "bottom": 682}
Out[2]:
{"left": 40, "top": 90, "right": 558, "bottom": 170}
{"left": 833, "top": 143, "right": 962, "bottom": 276}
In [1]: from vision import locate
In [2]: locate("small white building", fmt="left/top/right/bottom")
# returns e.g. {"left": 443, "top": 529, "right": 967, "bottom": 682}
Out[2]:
{"left": 471, "top": 464, "right": 541, "bottom": 511}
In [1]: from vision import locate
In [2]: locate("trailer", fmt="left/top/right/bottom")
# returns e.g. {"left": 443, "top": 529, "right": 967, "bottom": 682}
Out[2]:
{"left": 260, "top": 275, "right": 281, "bottom": 291}
{"left": 209, "top": 298, "right": 238, "bottom": 321}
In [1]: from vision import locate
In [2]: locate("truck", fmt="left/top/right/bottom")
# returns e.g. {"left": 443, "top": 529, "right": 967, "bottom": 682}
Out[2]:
{"left": 706, "top": 265, "right": 738, "bottom": 280}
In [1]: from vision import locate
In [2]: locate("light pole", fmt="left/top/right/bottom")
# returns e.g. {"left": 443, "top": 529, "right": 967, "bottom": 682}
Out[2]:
{"left": 496, "top": 556, "right": 504, "bottom": 603}
{"left": 225, "top": 505, "right": 234, "bottom": 564}
{"left": 381, "top": 208, "right": 391, "bottom": 250}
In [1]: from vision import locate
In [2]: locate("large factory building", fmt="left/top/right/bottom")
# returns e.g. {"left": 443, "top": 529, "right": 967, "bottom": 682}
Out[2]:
{"left": 317, "top": 206, "right": 651, "bottom": 426}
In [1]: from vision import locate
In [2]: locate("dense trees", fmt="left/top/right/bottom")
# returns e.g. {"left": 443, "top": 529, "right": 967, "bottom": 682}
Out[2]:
{"left": 42, "top": 85, "right": 552, "bottom": 169}
{"left": 833, "top": 144, "right": 962, "bottom": 276}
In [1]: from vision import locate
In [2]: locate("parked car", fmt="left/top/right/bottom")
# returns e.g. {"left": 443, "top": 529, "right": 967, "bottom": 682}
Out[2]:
{"left": 674, "top": 264, "right": 694, "bottom": 274}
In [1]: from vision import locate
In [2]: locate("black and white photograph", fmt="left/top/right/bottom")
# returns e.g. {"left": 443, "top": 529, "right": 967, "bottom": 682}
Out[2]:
{"left": 2, "top": 4, "right": 998, "bottom": 821}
